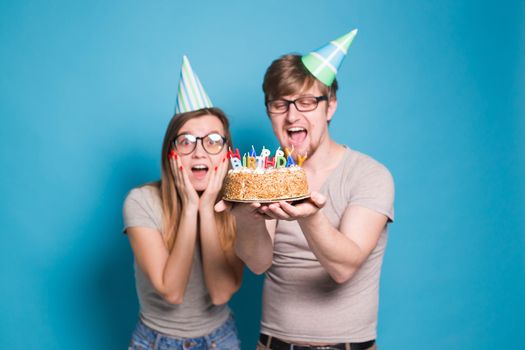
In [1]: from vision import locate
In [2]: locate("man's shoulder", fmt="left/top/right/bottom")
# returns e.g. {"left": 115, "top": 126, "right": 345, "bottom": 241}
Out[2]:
{"left": 344, "top": 147, "right": 391, "bottom": 176}
{"left": 341, "top": 147, "right": 395, "bottom": 220}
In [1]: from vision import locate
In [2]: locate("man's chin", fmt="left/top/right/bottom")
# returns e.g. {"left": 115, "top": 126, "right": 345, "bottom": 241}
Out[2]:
{"left": 282, "top": 139, "right": 301, "bottom": 150}
{"left": 289, "top": 143, "right": 308, "bottom": 156}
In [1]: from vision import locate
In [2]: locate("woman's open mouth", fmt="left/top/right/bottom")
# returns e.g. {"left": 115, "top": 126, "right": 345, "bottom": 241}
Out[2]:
{"left": 191, "top": 164, "right": 209, "bottom": 179}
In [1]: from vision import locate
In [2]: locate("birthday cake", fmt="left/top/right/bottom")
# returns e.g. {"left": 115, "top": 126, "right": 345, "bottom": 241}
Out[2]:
{"left": 223, "top": 166, "right": 309, "bottom": 201}
{"left": 223, "top": 146, "right": 309, "bottom": 202}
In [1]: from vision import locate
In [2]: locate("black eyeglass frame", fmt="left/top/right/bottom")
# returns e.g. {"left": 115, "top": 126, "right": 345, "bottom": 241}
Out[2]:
{"left": 171, "top": 132, "right": 228, "bottom": 155}
{"left": 265, "top": 95, "right": 329, "bottom": 114}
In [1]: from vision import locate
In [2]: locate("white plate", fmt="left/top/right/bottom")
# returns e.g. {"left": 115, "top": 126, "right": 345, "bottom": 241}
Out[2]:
{"left": 223, "top": 194, "right": 311, "bottom": 204}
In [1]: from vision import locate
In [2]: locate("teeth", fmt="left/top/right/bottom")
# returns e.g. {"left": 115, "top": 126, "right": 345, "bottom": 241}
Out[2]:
{"left": 192, "top": 165, "right": 208, "bottom": 170}
{"left": 288, "top": 127, "right": 306, "bottom": 132}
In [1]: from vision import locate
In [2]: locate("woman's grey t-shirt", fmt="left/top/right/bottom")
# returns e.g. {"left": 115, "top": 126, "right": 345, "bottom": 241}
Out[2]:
{"left": 260, "top": 147, "right": 395, "bottom": 343}
{"left": 123, "top": 185, "right": 230, "bottom": 337}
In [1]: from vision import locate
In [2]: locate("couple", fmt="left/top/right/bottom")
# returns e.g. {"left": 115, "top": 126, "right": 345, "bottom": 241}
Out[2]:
{"left": 123, "top": 30, "right": 394, "bottom": 350}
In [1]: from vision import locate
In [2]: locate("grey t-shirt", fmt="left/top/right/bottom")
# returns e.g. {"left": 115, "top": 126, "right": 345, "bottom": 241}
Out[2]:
{"left": 123, "top": 185, "right": 230, "bottom": 337}
{"left": 260, "top": 147, "right": 395, "bottom": 343}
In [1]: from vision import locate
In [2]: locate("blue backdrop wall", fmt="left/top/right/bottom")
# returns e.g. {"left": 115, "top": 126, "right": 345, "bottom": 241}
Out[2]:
{"left": 1, "top": 1, "right": 524, "bottom": 349}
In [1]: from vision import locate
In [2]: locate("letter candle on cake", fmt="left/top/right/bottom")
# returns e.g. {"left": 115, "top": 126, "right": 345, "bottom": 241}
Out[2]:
{"left": 227, "top": 147, "right": 242, "bottom": 170}
{"left": 296, "top": 152, "right": 307, "bottom": 166}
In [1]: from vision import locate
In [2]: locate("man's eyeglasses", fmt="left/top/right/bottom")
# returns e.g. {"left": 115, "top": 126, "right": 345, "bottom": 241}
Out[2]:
{"left": 172, "top": 132, "right": 227, "bottom": 155}
{"left": 266, "top": 95, "right": 328, "bottom": 115}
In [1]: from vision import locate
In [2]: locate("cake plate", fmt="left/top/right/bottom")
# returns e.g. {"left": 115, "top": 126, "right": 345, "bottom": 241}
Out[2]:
{"left": 223, "top": 194, "right": 311, "bottom": 204}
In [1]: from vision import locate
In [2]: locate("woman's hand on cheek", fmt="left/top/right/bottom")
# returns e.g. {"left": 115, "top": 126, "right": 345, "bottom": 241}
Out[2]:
{"left": 169, "top": 152, "right": 199, "bottom": 211}
{"left": 199, "top": 155, "right": 228, "bottom": 211}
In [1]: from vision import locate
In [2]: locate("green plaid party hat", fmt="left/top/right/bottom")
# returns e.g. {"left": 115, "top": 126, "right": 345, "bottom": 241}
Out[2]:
{"left": 301, "top": 29, "right": 358, "bottom": 86}
{"left": 175, "top": 55, "right": 213, "bottom": 113}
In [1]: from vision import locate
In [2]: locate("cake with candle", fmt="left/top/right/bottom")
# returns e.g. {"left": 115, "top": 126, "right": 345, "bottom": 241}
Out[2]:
{"left": 223, "top": 146, "right": 310, "bottom": 202}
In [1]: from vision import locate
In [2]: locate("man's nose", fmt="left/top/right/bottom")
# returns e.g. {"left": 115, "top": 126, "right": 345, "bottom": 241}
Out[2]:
{"left": 285, "top": 103, "right": 301, "bottom": 123}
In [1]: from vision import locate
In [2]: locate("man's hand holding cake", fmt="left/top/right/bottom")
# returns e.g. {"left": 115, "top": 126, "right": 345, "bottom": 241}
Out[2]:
{"left": 257, "top": 191, "right": 327, "bottom": 221}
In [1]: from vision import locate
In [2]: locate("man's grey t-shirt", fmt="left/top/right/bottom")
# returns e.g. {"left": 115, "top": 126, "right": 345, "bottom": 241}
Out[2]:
{"left": 123, "top": 185, "right": 230, "bottom": 337}
{"left": 261, "top": 147, "right": 395, "bottom": 343}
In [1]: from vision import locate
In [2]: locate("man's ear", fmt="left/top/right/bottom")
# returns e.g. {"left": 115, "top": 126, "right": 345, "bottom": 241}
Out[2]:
{"left": 326, "top": 98, "right": 337, "bottom": 122}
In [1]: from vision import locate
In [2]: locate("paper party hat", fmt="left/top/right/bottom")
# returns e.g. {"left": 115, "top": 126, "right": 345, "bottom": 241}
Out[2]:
{"left": 301, "top": 29, "right": 358, "bottom": 86}
{"left": 175, "top": 55, "right": 213, "bottom": 114}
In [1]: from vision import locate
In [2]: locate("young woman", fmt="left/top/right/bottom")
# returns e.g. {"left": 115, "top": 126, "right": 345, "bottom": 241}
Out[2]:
{"left": 123, "top": 107, "right": 243, "bottom": 350}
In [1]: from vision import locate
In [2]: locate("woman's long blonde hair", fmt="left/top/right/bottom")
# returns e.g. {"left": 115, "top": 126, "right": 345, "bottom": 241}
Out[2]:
{"left": 158, "top": 107, "right": 236, "bottom": 251}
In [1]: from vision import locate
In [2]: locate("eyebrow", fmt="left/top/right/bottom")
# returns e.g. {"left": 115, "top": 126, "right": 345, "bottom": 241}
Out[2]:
{"left": 274, "top": 94, "right": 317, "bottom": 100}
{"left": 178, "top": 130, "right": 223, "bottom": 136}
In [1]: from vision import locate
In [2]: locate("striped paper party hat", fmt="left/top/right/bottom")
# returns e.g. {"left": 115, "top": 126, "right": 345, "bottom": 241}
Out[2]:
{"left": 301, "top": 29, "right": 358, "bottom": 86}
{"left": 175, "top": 55, "right": 213, "bottom": 114}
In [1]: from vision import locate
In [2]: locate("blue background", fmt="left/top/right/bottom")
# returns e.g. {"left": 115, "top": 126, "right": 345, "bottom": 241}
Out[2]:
{"left": 1, "top": 0, "right": 524, "bottom": 348}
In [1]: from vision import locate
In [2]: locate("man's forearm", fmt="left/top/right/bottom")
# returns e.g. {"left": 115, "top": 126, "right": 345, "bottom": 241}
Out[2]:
{"left": 298, "top": 211, "right": 364, "bottom": 283}
{"left": 234, "top": 220, "right": 273, "bottom": 274}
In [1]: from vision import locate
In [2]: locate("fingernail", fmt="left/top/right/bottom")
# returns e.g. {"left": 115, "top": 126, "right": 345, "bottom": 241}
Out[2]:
{"left": 174, "top": 153, "right": 178, "bottom": 160}
{"left": 214, "top": 166, "right": 218, "bottom": 171}
{"left": 222, "top": 157, "right": 226, "bottom": 163}
{"left": 179, "top": 166, "right": 183, "bottom": 171}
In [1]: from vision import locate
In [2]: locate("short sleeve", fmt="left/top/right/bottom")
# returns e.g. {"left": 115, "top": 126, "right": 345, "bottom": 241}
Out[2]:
{"left": 122, "top": 187, "right": 161, "bottom": 233}
{"left": 348, "top": 160, "right": 395, "bottom": 222}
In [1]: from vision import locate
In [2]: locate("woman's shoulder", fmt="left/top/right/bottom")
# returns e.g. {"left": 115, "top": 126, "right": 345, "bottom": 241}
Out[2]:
{"left": 123, "top": 181, "right": 163, "bottom": 230}
{"left": 125, "top": 181, "right": 162, "bottom": 207}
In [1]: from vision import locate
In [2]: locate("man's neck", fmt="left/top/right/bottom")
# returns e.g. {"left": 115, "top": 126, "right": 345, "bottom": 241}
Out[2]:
{"left": 300, "top": 138, "right": 345, "bottom": 192}
{"left": 303, "top": 138, "right": 346, "bottom": 175}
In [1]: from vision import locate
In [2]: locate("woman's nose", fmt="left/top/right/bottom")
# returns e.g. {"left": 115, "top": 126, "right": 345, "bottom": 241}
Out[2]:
{"left": 192, "top": 140, "right": 207, "bottom": 157}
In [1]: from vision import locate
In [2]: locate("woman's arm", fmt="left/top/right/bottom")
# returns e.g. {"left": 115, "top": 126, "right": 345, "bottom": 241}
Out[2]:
{"left": 127, "top": 206, "right": 198, "bottom": 304}
{"left": 126, "top": 156, "right": 202, "bottom": 305}
{"left": 199, "top": 208, "right": 244, "bottom": 305}
{"left": 198, "top": 157, "right": 243, "bottom": 305}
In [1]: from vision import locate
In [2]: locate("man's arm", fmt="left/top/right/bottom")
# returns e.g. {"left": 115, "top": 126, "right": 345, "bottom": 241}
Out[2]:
{"left": 263, "top": 192, "right": 388, "bottom": 283}
{"left": 235, "top": 203, "right": 277, "bottom": 274}
{"left": 217, "top": 201, "right": 276, "bottom": 274}
{"left": 299, "top": 204, "right": 387, "bottom": 283}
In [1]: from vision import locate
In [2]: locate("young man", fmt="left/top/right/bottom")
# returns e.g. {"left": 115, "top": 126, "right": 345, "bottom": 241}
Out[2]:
{"left": 222, "top": 30, "right": 394, "bottom": 349}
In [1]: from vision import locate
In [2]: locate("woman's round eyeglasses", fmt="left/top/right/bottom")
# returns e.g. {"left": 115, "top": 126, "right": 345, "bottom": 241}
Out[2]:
{"left": 172, "top": 132, "right": 227, "bottom": 155}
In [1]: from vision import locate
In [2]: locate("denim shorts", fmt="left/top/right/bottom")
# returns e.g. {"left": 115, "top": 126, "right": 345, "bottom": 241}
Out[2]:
{"left": 128, "top": 315, "right": 241, "bottom": 350}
